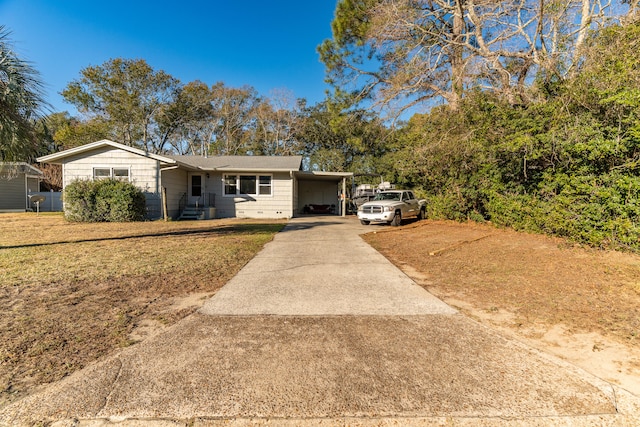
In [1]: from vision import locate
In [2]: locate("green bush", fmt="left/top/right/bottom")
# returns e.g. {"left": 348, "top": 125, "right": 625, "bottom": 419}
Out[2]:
{"left": 424, "top": 188, "right": 486, "bottom": 222}
{"left": 63, "top": 179, "right": 146, "bottom": 222}
{"left": 484, "top": 173, "right": 640, "bottom": 251}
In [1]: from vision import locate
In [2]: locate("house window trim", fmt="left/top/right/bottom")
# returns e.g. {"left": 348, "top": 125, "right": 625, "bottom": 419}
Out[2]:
{"left": 222, "top": 173, "right": 272, "bottom": 197}
{"left": 92, "top": 166, "right": 131, "bottom": 182}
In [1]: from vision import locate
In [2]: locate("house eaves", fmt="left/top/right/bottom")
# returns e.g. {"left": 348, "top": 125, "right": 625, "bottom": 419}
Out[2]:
{"left": 36, "top": 140, "right": 178, "bottom": 165}
{"left": 164, "top": 155, "right": 303, "bottom": 173}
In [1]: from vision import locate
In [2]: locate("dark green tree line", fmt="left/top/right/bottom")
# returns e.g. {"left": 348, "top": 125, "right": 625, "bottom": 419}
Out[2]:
{"left": 385, "top": 22, "right": 640, "bottom": 250}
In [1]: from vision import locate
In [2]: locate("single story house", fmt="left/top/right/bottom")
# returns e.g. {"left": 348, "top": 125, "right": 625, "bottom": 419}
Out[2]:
{"left": 36, "top": 140, "right": 353, "bottom": 220}
{"left": 0, "top": 162, "right": 43, "bottom": 212}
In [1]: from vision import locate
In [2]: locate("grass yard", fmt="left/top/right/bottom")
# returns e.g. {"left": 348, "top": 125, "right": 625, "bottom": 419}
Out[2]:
{"left": 0, "top": 213, "right": 285, "bottom": 407}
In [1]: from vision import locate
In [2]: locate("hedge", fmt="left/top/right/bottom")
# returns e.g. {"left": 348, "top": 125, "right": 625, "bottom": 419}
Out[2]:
{"left": 63, "top": 179, "right": 146, "bottom": 222}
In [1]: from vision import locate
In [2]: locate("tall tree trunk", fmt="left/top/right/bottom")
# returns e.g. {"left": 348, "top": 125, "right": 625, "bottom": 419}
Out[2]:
{"left": 625, "top": 0, "right": 639, "bottom": 23}
{"left": 570, "top": 0, "right": 593, "bottom": 77}
{"left": 450, "top": 0, "right": 465, "bottom": 111}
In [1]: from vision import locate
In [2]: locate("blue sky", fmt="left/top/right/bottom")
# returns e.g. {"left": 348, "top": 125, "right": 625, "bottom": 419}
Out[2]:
{"left": 1, "top": 0, "right": 338, "bottom": 114}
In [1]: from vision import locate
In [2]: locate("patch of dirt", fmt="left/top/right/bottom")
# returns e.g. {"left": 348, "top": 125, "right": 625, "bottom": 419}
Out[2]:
{"left": 128, "top": 292, "right": 213, "bottom": 342}
{"left": 363, "top": 220, "right": 640, "bottom": 396}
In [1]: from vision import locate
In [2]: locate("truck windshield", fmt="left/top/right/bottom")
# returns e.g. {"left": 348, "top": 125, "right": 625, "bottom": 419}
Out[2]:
{"left": 374, "top": 193, "right": 400, "bottom": 201}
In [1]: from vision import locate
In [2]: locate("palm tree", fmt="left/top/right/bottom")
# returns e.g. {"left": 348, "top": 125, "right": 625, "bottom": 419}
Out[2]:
{"left": 0, "top": 25, "right": 48, "bottom": 161}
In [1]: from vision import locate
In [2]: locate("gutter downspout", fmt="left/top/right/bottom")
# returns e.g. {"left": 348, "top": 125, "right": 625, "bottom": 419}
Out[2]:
{"left": 291, "top": 170, "right": 295, "bottom": 217}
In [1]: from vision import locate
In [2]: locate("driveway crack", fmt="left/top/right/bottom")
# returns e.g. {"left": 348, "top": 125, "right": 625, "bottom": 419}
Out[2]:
{"left": 241, "top": 261, "right": 376, "bottom": 274}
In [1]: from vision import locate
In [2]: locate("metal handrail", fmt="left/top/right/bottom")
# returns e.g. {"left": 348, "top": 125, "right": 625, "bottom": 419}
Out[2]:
{"left": 178, "top": 192, "right": 187, "bottom": 215}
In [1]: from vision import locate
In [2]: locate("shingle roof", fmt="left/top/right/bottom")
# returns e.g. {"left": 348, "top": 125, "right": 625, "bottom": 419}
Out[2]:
{"left": 166, "top": 155, "right": 303, "bottom": 172}
{"left": 35, "top": 139, "right": 303, "bottom": 172}
{"left": 0, "top": 162, "right": 43, "bottom": 176}
{"left": 36, "top": 140, "right": 177, "bottom": 164}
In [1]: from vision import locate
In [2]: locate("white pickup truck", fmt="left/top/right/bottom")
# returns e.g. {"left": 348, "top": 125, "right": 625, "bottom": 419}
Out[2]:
{"left": 357, "top": 190, "right": 426, "bottom": 226}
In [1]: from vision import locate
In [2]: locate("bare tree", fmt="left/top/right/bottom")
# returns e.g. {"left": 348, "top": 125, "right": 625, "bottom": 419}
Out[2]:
{"left": 254, "top": 89, "right": 302, "bottom": 155}
{"left": 208, "top": 84, "right": 261, "bottom": 155}
{"left": 161, "top": 81, "right": 216, "bottom": 155}
{"left": 38, "top": 163, "right": 62, "bottom": 191}
{"left": 321, "top": 0, "right": 626, "bottom": 115}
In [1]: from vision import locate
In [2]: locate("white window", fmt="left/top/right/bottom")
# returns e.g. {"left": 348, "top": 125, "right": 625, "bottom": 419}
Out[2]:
{"left": 224, "top": 174, "right": 272, "bottom": 196}
{"left": 93, "top": 168, "right": 111, "bottom": 179}
{"left": 224, "top": 175, "right": 237, "bottom": 195}
{"left": 113, "top": 168, "right": 130, "bottom": 181}
{"left": 93, "top": 167, "right": 130, "bottom": 181}
{"left": 258, "top": 175, "right": 271, "bottom": 195}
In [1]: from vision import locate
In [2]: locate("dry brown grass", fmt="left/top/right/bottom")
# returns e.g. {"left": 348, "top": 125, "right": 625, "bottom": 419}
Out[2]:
{"left": 363, "top": 220, "right": 640, "bottom": 345}
{"left": 0, "top": 213, "right": 285, "bottom": 407}
{"left": 364, "top": 220, "right": 640, "bottom": 392}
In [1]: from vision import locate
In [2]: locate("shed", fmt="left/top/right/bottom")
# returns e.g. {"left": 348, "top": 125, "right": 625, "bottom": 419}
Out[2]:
{"left": 0, "top": 163, "right": 43, "bottom": 212}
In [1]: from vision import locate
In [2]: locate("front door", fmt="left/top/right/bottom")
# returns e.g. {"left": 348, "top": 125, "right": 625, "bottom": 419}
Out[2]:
{"left": 189, "top": 174, "right": 204, "bottom": 206}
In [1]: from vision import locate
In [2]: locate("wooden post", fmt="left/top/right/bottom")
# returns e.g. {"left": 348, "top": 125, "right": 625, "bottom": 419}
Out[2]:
{"left": 342, "top": 177, "right": 346, "bottom": 217}
{"left": 161, "top": 186, "right": 168, "bottom": 221}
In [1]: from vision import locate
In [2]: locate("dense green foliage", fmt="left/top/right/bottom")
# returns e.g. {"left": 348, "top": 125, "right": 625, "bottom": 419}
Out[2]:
{"left": 63, "top": 179, "right": 146, "bottom": 222}
{"left": 297, "top": 98, "right": 390, "bottom": 173}
{"left": 385, "top": 23, "right": 640, "bottom": 251}
{"left": 61, "top": 58, "right": 180, "bottom": 153}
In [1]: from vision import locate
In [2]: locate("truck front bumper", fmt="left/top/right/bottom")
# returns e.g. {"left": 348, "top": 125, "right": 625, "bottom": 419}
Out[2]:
{"left": 357, "top": 211, "right": 395, "bottom": 223}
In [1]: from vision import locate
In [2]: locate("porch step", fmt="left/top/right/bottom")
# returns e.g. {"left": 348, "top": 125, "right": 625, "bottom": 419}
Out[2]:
{"left": 178, "top": 205, "right": 205, "bottom": 220}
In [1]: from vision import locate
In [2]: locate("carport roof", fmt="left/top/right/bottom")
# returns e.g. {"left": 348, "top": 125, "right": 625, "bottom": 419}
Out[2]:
{"left": 295, "top": 171, "right": 353, "bottom": 181}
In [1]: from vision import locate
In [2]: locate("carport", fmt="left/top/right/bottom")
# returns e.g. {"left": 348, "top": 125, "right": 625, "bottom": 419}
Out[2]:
{"left": 295, "top": 171, "right": 353, "bottom": 217}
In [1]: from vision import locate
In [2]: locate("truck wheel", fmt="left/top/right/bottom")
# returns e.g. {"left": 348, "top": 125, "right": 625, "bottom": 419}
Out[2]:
{"left": 360, "top": 219, "right": 370, "bottom": 225}
{"left": 390, "top": 212, "right": 402, "bottom": 226}
{"left": 418, "top": 208, "right": 425, "bottom": 220}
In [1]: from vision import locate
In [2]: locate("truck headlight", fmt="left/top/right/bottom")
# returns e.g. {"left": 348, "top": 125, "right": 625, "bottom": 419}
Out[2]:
{"left": 384, "top": 206, "right": 394, "bottom": 212}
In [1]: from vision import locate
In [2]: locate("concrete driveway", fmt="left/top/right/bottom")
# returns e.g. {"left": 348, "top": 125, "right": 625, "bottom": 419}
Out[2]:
{"left": 1, "top": 217, "right": 638, "bottom": 426}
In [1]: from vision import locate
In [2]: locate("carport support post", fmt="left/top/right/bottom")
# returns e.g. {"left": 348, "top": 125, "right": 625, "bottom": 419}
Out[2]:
{"left": 341, "top": 177, "right": 346, "bottom": 217}
{"left": 162, "top": 187, "right": 168, "bottom": 221}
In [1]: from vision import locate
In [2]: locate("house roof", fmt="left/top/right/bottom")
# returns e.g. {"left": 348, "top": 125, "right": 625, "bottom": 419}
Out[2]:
{"left": 0, "top": 162, "right": 43, "bottom": 176}
{"left": 36, "top": 140, "right": 177, "bottom": 165}
{"left": 36, "top": 140, "right": 304, "bottom": 173}
{"left": 165, "top": 155, "right": 303, "bottom": 172}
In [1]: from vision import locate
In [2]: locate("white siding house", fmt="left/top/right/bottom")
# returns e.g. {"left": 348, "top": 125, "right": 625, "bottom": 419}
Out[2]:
{"left": 37, "top": 140, "right": 352, "bottom": 220}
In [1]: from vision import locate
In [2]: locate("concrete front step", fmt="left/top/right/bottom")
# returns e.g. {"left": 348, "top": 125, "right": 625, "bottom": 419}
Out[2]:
{"left": 179, "top": 206, "right": 205, "bottom": 220}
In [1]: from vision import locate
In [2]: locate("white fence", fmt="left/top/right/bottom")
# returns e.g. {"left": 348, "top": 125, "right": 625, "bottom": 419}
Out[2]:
{"left": 29, "top": 191, "right": 63, "bottom": 212}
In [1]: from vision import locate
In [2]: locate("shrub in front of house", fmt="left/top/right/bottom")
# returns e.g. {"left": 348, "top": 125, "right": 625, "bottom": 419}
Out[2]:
{"left": 63, "top": 179, "right": 146, "bottom": 222}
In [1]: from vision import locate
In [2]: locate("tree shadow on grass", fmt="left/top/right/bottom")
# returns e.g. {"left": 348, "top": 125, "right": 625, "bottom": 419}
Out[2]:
{"left": 0, "top": 223, "right": 286, "bottom": 250}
